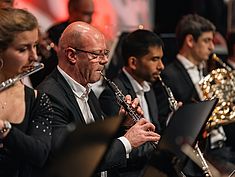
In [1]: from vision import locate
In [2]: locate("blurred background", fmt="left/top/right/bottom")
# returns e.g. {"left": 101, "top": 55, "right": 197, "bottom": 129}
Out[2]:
{"left": 13, "top": 0, "right": 235, "bottom": 63}
{"left": 14, "top": 0, "right": 155, "bottom": 42}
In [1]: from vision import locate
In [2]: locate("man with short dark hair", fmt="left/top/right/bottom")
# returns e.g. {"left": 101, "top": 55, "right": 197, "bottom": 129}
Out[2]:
{"left": 154, "top": 13, "right": 235, "bottom": 176}
{"left": 30, "top": 0, "right": 95, "bottom": 88}
{"left": 99, "top": 29, "right": 164, "bottom": 177}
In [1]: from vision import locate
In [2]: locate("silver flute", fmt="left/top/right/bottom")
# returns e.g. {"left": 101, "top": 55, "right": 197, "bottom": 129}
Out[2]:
{"left": 157, "top": 75, "right": 178, "bottom": 112}
{"left": 101, "top": 72, "right": 158, "bottom": 149}
{"left": 0, "top": 62, "right": 44, "bottom": 92}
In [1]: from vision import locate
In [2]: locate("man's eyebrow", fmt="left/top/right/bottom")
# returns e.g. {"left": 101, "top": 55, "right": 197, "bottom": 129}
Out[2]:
{"left": 152, "top": 56, "right": 162, "bottom": 59}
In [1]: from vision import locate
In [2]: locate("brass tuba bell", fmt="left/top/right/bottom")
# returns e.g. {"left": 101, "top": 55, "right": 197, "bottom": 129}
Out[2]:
{"left": 199, "top": 54, "right": 235, "bottom": 130}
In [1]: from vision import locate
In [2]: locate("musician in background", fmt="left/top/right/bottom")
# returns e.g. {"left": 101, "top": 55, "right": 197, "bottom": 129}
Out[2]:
{"left": 0, "top": 8, "right": 53, "bottom": 177}
{"left": 99, "top": 29, "right": 164, "bottom": 177}
{"left": 0, "top": 0, "right": 14, "bottom": 8}
{"left": 29, "top": 0, "right": 95, "bottom": 88}
{"left": 37, "top": 21, "right": 160, "bottom": 177}
{"left": 0, "top": 0, "right": 35, "bottom": 88}
{"left": 154, "top": 13, "right": 235, "bottom": 176}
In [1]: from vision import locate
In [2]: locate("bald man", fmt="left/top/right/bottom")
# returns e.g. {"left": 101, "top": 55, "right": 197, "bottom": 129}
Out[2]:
{"left": 30, "top": 0, "right": 95, "bottom": 88}
{"left": 37, "top": 21, "right": 160, "bottom": 176}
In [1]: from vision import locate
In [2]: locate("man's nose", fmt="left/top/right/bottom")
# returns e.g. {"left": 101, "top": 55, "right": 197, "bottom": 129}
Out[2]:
{"left": 209, "top": 41, "right": 215, "bottom": 51}
{"left": 99, "top": 55, "right": 108, "bottom": 64}
{"left": 157, "top": 60, "right": 165, "bottom": 71}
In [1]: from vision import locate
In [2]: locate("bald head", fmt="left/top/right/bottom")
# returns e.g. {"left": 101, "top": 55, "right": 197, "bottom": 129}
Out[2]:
{"left": 57, "top": 21, "right": 108, "bottom": 85}
{"left": 59, "top": 21, "right": 105, "bottom": 51}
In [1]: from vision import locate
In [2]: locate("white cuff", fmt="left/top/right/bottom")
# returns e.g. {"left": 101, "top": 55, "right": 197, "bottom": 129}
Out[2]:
{"left": 118, "top": 136, "right": 132, "bottom": 158}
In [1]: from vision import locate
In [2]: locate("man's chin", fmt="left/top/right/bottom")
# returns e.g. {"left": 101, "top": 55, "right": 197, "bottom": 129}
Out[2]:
{"left": 90, "top": 76, "right": 101, "bottom": 83}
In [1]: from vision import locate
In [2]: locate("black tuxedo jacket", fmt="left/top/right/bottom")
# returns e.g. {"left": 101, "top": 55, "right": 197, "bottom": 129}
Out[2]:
{"left": 154, "top": 59, "right": 202, "bottom": 128}
{"left": 99, "top": 71, "right": 161, "bottom": 132}
{"left": 37, "top": 69, "right": 127, "bottom": 175}
{"left": 99, "top": 71, "right": 161, "bottom": 177}
{"left": 161, "top": 59, "right": 201, "bottom": 103}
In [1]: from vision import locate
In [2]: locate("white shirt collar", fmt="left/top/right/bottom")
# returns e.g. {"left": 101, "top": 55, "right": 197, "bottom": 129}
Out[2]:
{"left": 123, "top": 67, "right": 150, "bottom": 94}
{"left": 177, "top": 54, "right": 205, "bottom": 71}
{"left": 57, "top": 66, "right": 91, "bottom": 99}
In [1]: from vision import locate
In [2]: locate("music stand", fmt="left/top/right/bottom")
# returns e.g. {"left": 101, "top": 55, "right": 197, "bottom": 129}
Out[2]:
{"left": 46, "top": 116, "right": 123, "bottom": 177}
{"left": 142, "top": 99, "right": 218, "bottom": 176}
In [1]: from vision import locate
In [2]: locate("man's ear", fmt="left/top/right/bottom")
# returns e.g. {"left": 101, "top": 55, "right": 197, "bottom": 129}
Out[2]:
{"left": 128, "top": 56, "right": 137, "bottom": 70}
{"left": 65, "top": 47, "right": 77, "bottom": 64}
{"left": 185, "top": 34, "right": 194, "bottom": 48}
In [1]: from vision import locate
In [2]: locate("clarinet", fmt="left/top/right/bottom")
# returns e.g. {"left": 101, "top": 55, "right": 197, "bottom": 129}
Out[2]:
{"left": 101, "top": 72, "right": 141, "bottom": 122}
{"left": 0, "top": 62, "right": 44, "bottom": 92}
{"left": 101, "top": 72, "right": 158, "bottom": 149}
{"left": 157, "top": 75, "right": 178, "bottom": 112}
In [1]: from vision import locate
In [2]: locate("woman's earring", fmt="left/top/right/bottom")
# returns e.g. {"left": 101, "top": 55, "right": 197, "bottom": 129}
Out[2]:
{"left": 0, "top": 58, "right": 3, "bottom": 70}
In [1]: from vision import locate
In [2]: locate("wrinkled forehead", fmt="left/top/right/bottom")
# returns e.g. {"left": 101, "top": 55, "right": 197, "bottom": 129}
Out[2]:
{"left": 61, "top": 22, "right": 106, "bottom": 50}
{"left": 79, "top": 26, "right": 106, "bottom": 50}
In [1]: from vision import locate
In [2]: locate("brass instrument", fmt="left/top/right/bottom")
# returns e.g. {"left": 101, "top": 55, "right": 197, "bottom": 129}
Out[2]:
{"left": 199, "top": 54, "right": 235, "bottom": 129}
{"left": 0, "top": 62, "right": 44, "bottom": 92}
{"left": 158, "top": 76, "right": 214, "bottom": 176}
{"left": 211, "top": 53, "right": 232, "bottom": 71}
{"left": 157, "top": 75, "right": 178, "bottom": 112}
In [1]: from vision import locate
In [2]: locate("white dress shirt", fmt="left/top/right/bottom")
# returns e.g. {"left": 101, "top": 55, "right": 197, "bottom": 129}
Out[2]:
{"left": 177, "top": 54, "right": 226, "bottom": 149}
{"left": 57, "top": 66, "right": 132, "bottom": 158}
{"left": 123, "top": 68, "right": 151, "bottom": 122}
{"left": 58, "top": 66, "right": 95, "bottom": 124}
{"left": 177, "top": 54, "right": 205, "bottom": 100}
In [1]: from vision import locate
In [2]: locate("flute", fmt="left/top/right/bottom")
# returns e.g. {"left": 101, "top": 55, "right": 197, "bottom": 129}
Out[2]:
{"left": 0, "top": 62, "right": 44, "bottom": 92}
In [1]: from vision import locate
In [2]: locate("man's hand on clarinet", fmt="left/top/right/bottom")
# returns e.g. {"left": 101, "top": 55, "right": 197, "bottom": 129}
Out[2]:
{"left": 124, "top": 118, "right": 161, "bottom": 148}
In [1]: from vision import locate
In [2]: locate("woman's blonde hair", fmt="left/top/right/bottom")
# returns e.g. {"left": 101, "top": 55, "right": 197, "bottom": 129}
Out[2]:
{"left": 0, "top": 8, "right": 38, "bottom": 51}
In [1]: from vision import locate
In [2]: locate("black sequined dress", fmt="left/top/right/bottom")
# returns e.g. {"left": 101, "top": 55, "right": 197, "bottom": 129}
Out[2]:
{"left": 0, "top": 86, "right": 53, "bottom": 177}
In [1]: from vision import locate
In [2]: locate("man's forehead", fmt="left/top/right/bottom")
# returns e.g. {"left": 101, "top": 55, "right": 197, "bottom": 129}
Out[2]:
{"left": 200, "top": 31, "right": 214, "bottom": 38}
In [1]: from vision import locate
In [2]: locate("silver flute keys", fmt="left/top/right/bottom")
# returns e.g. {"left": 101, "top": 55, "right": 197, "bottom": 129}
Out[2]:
{"left": 0, "top": 62, "right": 44, "bottom": 92}
{"left": 157, "top": 75, "right": 178, "bottom": 112}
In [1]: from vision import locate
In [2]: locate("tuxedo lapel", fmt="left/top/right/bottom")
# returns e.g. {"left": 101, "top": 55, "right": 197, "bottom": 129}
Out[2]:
{"left": 175, "top": 60, "right": 195, "bottom": 89}
{"left": 145, "top": 90, "right": 161, "bottom": 132}
{"left": 118, "top": 72, "right": 161, "bottom": 131}
{"left": 54, "top": 69, "right": 86, "bottom": 124}
{"left": 175, "top": 60, "right": 201, "bottom": 102}
{"left": 117, "top": 72, "right": 136, "bottom": 98}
